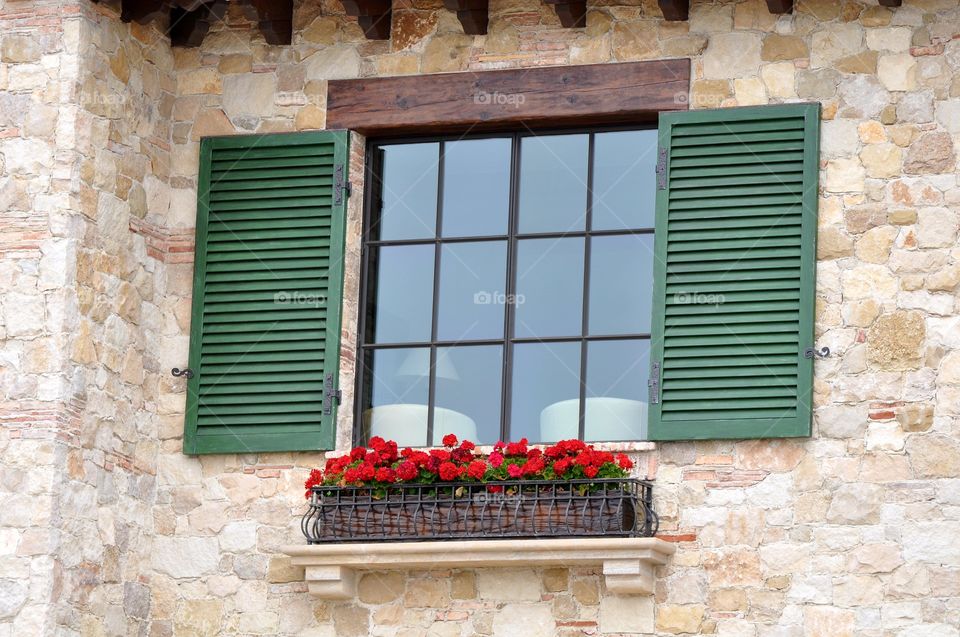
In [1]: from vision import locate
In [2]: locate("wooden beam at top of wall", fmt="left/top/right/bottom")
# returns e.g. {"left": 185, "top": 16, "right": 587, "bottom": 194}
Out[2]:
{"left": 325, "top": 59, "right": 691, "bottom": 135}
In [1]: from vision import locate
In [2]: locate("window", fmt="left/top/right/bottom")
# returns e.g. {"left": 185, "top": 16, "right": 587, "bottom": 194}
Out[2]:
{"left": 181, "top": 103, "right": 820, "bottom": 455}
{"left": 357, "top": 129, "right": 660, "bottom": 447}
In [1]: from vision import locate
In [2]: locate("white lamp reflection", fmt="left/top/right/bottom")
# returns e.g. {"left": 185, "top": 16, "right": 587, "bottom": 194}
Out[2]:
{"left": 364, "top": 349, "right": 477, "bottom": 447}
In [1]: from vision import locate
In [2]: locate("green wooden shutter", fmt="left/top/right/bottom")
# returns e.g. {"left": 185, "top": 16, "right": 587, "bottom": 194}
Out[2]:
{"left": 648, "top": 104, "right": 820, "bottom": 440}
{"left": 183, "top": 131, "right": 349, "bottom": 454}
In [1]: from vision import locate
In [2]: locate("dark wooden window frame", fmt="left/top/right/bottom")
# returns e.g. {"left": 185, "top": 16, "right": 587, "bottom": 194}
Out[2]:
{"left": 355, "top": 126, "right": 659, "bottom": 447}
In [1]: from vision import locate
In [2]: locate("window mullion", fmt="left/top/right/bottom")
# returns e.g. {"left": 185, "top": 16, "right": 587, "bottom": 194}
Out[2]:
{"left": 500, "top": 132, "right": 522, "bottom": 443}
{"left": 577, "top": 134, "right": 595, "bottom": 441}
{"left": 426, "top": 141, "right": 445, "bottom": 447}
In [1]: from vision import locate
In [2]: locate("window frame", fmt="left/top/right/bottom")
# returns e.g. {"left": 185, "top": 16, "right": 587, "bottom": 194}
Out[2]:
{"left": 354, "top": 124, "right": 660, "bottom": 448}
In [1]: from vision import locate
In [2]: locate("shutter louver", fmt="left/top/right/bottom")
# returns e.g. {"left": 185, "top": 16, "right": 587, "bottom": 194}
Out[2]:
{"left": 183, "top": 131, "right": 349, "bottom": 454}
{"left": 648, "top": 104, "right": 820, "bottom": 440}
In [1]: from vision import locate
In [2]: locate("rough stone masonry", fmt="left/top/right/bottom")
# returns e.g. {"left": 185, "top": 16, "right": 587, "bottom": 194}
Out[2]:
{"left": 1, "top": 0, "right": 960, "bottom": 635}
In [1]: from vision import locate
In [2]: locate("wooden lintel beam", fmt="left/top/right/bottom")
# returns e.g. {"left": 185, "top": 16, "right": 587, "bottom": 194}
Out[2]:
{"left": 765, "top": 0, "right": 793, "bottom": 13}
{"left": 327, "top": 59, "right": 691, "bottom": 135}
{"left": 119, "top": 0, "right": 167, "bottom": 24}
{"left": 543, "top": 0, "right": 585, "bottom": 28}
{"left": 657, "top": 0, "right": 688, "bottom": 20}
{"left": 443, "top": 0, "right": 488, "bottom": 35}
{"left": 340, "top": 0, "right": 392, "bottom": 39}
{"left": 877, "top": 0, "right": 902, "bottom": 5}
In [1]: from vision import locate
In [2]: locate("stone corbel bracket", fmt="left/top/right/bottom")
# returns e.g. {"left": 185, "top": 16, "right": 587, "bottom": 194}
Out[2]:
{"left": 283, "top": 537, "right": 676, "bottom": 600}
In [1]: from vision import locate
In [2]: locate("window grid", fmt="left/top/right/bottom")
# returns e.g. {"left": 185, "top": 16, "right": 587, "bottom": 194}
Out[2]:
{"left": 358, "top": 127, "right": 656, "bottom": 446}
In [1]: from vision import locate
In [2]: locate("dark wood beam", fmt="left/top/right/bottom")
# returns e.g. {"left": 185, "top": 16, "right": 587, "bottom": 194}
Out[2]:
{"left": 168, "top": 0, "right": 225, "bottom": 47}
{"left": 340, "top": 0, "right": 392, "bottom": 39}
{"left": 118, "top": 0, "right": 166, "bottom": 24}
{"left": 327, "top": 59, "right": 691, "bottom": 135}
{"left": 877, "top": 0, "right": 902, "bottom": 5}
{"left": 543, "top": 0, "right": 585, "bottom": 27}
{"left": 657, "top": 0, "right": 688, "bottom": 20}
{"left": 765, "top": 0, "right": 793, "bottom": 13}
{"left": 443, "top": 0, "right": 488, "bottom": 35}
{"left": 239, "top": 0, "right": 293, "bottom": 44}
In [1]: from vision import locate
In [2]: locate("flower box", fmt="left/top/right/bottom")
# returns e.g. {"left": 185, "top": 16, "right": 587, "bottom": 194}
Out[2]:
{"left": 301, "top": 435, "right": 657, "bottom": 543}
{"left": 302, "top": 478, "right": 656, "bottom": 543}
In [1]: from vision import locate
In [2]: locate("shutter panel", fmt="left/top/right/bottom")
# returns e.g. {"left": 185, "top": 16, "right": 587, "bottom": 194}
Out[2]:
{"left": 183, "top": 131, "right": 349, "bottom": 454}
{"left": 648, "top": 104, "right": 820, "bottom": 440}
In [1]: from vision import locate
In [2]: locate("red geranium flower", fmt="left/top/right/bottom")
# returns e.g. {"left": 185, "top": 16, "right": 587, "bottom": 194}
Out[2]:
{"left": 439, "top": 461, "right": 460, "bottom": 481}
{"left": 460, "top": 440, "right": 476, "bottom": 451}
{"left": 397, "top": 461, "right": 418, "bottom": 481}
{"left": 489, "top": 451, "right": 504, "bottom": 468}
{"left": 584, "top": 465, "right": 599, "bottom": 478}
{"left": 507, "top": 464, "right": 522, "bottom": 478}
{"left": 442, "top": 433, "right": 458, "bottom": 447}
{"left": 350, "top": 446, "right": 367, "bottom": 462}
{"left": 467, "top": 460, "right": 487, "bottom": 480}
{"left": 617, "top": 454, "right": 633, "bottom": 470}
{"left": 375, "top": 467, "right": 396, "bottom": 483}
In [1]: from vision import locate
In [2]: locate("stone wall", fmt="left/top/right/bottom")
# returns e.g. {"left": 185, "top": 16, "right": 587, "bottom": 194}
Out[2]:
{"left": 2, "top": 0, "right": 960, "bottom": 635}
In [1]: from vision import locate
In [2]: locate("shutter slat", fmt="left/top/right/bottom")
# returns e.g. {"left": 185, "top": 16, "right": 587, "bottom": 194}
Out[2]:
{"left": 183, "top": 131, "right": 348, "bottom": 454}
{"left": 648, "top": 104, "right": 819, "bottom": 440}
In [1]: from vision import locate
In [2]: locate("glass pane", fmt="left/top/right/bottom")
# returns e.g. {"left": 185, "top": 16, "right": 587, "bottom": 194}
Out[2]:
{"left": 441, "top": 138, "right": 511, "bottom": 237}
{"left": 437, "top": 241, "right": 507, "bottom": 341}
{"left": 592, "top": 130, "right": 658, "bottom": 230}
{"left": 585, "top": 339, "right": 649, "bottom": 441}
{"left": 434, "top": 345, "right": 503, "bottom": 445}
{"left": 588, "top": 234, "right": 654, "bottom": 335}
{"left": 511, "top": 342, "right": 581, "bottom": 443}
{"left": 362, "top": 348, "right": 430, "bottom": 447}
{"left": 514, "top": 238, "right": 584, "bottom": 338}
{"left": 369, "top": 244, "right": 434, "bottom": 344}
{"left": 377, "top": 143, "right": 439, "bottom": 240}
{"left": 518, "top": 134, "right": 589, "bottom": 233}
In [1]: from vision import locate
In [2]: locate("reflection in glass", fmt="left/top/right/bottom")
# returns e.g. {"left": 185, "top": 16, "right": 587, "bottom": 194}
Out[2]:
{"left": 518, "top": 135, "right": 588, "bottom": 233}
{"left": 437, "top": 241, "right": 507, "bottom": 341}
{"left": 378, "top": 143, "right": 439, "bottom": 240}
{"left": 592, "top": 130, "right": 658, "bottom": 230}
{"left": 589, "top": 234, "right": 654, "bottom": 335}
{"left": 442, "top": 138, "right": 511, "bottom": 237}
{"left": 511, "top": 342, "right": 581, "bottom": 442}
{"left": 514, "top": 238, "right": 584, "bottom": 338}
{"left": 434, "top": 346, "right": 502, "bottom": 445}
{"left": 585, "top": 339, "right": 649, "bottom": 441}
{"left": 369, "top": 244, "right": 434, "bottom": 344}
{"left": 362, "top": 348, "right": 431, "bottom": 447}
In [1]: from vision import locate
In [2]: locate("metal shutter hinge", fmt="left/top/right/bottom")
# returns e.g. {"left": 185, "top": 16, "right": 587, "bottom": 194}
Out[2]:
{"left": 648, "top": 362, "right": 661, "bottom": 404}
{"left": 334, "top": 164, "right": 349, "bottom": 205}
{"left": 323, "top": 373, "right": 342, "bottom": 416}
{"left": 803, "top": 346, "right": 830, "bottom": 359}
{"left": 655, "top": 147, "right": 668, "bottom": 190}
{"left": 171, "top": 367, "right": 194, "bottom": 379}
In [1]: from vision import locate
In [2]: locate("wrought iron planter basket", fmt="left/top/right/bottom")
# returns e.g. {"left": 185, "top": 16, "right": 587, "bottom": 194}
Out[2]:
{"left": 301, "top": 478, "right": 657, "bottom": 543}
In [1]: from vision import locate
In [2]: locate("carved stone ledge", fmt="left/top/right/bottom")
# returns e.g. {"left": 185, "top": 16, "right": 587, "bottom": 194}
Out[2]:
{"left": 283, "top": 537, "right": 676, "bottom": 600}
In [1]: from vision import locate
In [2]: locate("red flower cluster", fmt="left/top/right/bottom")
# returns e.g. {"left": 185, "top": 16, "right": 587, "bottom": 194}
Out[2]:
{"left": 304, "top": 434, "right": 634, "bottom": 497}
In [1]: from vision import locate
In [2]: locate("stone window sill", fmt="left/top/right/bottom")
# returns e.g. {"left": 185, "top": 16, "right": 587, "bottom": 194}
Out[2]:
{"left": 282, "top": 537, "right": 674, "bottom": 600}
